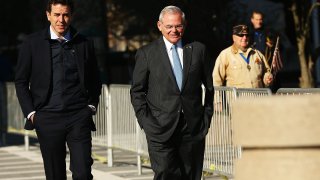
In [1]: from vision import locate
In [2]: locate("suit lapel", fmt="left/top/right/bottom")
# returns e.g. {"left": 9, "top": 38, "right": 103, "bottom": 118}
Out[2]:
{"left": 41, "top": 29, "right": 52, "bottom": 79}
{"left": 69, "top": 29, "right": 85, "bottom": 87}
{"left": 158, "top": 38, "right": 194, "bottom": 92}
{"left": 158, "top": 38, "right": 178, "bottom": 87}
{"left": 181, "top": 43, "right": 192, "bottom": 91}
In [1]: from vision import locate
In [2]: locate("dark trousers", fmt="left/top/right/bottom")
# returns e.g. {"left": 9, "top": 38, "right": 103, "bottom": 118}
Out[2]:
{"left": 147, "top": 114, "right": 205, "bottom": 180}
{"left": 34, "top": 107, "right": 93, "bottom": 180}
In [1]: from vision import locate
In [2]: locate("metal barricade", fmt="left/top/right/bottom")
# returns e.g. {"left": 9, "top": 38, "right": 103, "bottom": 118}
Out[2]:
{"left": 203, "top": 86, "right": 238, "bottom": 177}
{"left": 136, "top": 125, "right": 149, "bottom": 174}
{"left": 5, "top": 82, "right": 25, "bottom": 133}
{"left": 109, "top": 84, "right": 137, "bottom": 152}
{"left": 0, "top": 82, "right": 6, "bottom": 145}
{"left": 108, "top": 84, "right": 144, "bottom": 170}
{"left": 108, "top": 84, "right": 149, "bottom": 174}
{"left": 236, "top": 88, "right": 272, "bottom": 98}
{"left": 92, "top": 85, "right": 109, "bottom": 147}
{"left": 2, "top": 82, "right": 280, "bottom": 178}
{"left": 5, "top": 83, "right": 111, "bottom": 151}
{"left": 204, "top": 87, "right": 272, "bottom": 178}
{"left": 90, "top": 85, "right": 110, "bottom": 164}
{"left": 276, "top": 88, "right": 320, "bottom": 95}
{"left": 5, "top": 82, "right": 36, "bottom": 150}
{"left": 136, "top": 127, "right": 148, "bottom": 158}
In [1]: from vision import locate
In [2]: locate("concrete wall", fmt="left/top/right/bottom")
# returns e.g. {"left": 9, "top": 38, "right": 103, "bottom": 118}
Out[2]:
{"left": 232, "top": 95, "right": 320, "bottom": 180}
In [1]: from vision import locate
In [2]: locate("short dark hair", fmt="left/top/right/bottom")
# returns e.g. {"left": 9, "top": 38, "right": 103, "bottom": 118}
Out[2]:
{"left": 251, "top": 10, "right": 264, "bottom": 18}
{"left": 46, "top": 0, "right": 74, "bottom": 14}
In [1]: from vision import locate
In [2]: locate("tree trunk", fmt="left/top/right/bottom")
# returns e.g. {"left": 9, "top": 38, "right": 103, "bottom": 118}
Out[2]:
{"left": 292, "top": 3, "right": 314, "bottom": 88}
{"left": 297, "top": 37, "right": 313, "bottom": 87}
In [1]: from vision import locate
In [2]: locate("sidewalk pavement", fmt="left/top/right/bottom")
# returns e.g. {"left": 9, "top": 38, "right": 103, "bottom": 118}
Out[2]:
{"left": 0, "top": 133, "right": 224, "bottom": 180}
{"left": 0, "top": 133, "right": 154, "bottom": 180}
{"left": 0, "top": 145, "right": 138, "bottom": 180}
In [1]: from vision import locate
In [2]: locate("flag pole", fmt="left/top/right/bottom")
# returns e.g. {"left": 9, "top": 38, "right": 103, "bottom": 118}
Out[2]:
{"left": 271, "top": 36, "right": 281, "bottom": 74}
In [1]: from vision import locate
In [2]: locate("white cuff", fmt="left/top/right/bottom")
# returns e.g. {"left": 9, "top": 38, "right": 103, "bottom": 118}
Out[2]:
{"left": 88, "top": 105, "right": 96, "bottom": 112}
{"left": 27, "top": 111, "right": 36, "bottom": 120}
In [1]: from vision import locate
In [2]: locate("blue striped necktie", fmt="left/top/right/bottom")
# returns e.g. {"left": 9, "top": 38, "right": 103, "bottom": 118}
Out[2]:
{"left": 171, "top": 44, "right": 183, "bottom": 90}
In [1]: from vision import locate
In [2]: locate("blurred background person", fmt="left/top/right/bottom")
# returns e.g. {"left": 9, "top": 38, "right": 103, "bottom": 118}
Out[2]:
{"left": 213, "top": 24, "right": 273, "bottom": 88}
{"left": 249, "top": 10, "right": 276, "bottom": 63}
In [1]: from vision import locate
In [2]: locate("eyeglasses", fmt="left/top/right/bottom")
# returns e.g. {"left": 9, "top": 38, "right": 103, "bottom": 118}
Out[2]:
{"left": 236, "top": 34, "right": 249, "bottom": 37}
{"left": 164, "top": 24, "right": 184, "bottom": 31}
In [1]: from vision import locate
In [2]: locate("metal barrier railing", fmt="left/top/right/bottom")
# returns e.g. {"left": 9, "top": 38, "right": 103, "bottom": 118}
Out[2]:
{"left": 106, "top": 84, "right": 149, "bottom": 174}
{"left": 107, "top": 84, "right": 147, "bottom": 172}
{"left": 0, "top": 82, "right": 6, "bottom": 146}
{"left": 276, "top": 88, "right": 320, "bottom": 95}
{"left": 109, "top": 84, "right": 137, "bottom": 152}
{"left": 203, "top": 87, "right": 272, "bottom": 178}
{"left": 3, "top": 83, "right": 111, "bottom": 151}
{"left": 236, "top": 88, "right": 272, "bottom": 98}
{"left": 1, "top": 83, "right": 278, "bottom": 178}
{"left": 204, "top": 86, "right": 238, "bottom": 177}
{"left": 5, "top": 82, "right": 25, "bottom": 132}
{"left": 2, "top": 82, "right": 35, "bottom": 150}
{"left": 92, "top": 85, "right": 109, "bottom": 147}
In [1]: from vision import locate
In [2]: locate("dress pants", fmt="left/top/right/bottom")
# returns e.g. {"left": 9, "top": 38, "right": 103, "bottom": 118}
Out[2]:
{"left": 34, "top": 107, "right": 93, "bottom": 180}
{"left": 147, "top": 113, "right": 205, "bottom": 180}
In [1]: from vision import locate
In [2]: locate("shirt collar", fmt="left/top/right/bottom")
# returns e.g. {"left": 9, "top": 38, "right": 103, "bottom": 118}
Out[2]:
{"left": 49, "top": 26, "right": 71, "bottom": 41}
{"left": 163, "top": 36, "right": 182, "bottom": 52}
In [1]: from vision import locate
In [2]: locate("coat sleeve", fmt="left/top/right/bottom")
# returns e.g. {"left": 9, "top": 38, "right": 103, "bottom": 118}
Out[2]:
{"left": 202, "top": 45, "right": 214, "bottom": 130}
{"left": 130, "top": 48, "right": 149, "bottom": 128}
{"left": 86, "top": 39, "right": 102, "bottom": 109}
{"left": 15, "top": 39, "right": 34, "bottom": 117}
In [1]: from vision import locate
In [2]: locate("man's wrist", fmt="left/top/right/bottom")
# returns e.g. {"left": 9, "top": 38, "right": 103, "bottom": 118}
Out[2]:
{"left": 88, "top": 105, "right": 96, "bottom": 112}
{"left": 27, "top": 111, "right": 36, "bottom": 120}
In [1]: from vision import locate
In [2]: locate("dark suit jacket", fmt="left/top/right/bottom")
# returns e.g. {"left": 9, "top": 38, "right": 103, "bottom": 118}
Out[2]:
{"left": 130, "top": 37, "right": 214, "bottom": 142}
{"left": 15, "top": 26, "right": 101, "bottom": 130}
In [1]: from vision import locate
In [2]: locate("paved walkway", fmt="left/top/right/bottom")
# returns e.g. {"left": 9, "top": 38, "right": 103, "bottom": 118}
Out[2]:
{"left": 0, "top": 133, "right": 224, "bottom": 180}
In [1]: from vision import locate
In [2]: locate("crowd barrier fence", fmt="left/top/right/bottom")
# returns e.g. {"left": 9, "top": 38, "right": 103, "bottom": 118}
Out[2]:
{"left": 3, "top": 83, "right": 319, "bottom": 178}
{"left": 0, "top": 82, "right": 6, "bottom": 146}
{"left": 276, "top": 88, "right": 320, "bottom": 95}
{"left": 236, "top": 88, "right": 272, "bottom": 98}
{"left": 204, "top": 86, "right": 238, "bottom": 177}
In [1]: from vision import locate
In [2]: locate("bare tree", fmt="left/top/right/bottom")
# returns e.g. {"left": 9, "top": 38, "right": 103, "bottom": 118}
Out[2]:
{"left": 291, "top": 2, "right": 320, "bottom": 88}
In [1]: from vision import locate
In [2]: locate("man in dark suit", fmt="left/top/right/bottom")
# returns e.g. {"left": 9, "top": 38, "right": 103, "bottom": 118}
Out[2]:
{"left": 130, "top": 5, "right": 214, "bottom": 180}
{"left": 15, "top": 0, "right": 101, "bottom": 179}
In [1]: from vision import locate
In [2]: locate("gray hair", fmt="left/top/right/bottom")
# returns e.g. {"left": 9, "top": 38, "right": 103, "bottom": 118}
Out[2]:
{"left": 159, "top": 6, "right": 185, "bottom": 23}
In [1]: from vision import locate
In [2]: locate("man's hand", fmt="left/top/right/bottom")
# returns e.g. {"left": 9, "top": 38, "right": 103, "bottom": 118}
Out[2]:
{"left": 266, "top": 37, "right": 273, "bottom": 48}
{"left": 263, "top": 72, "right": 273, "bottom": 86}
{"left": 30, "top": 114, "right": 35, "bottom": 124}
